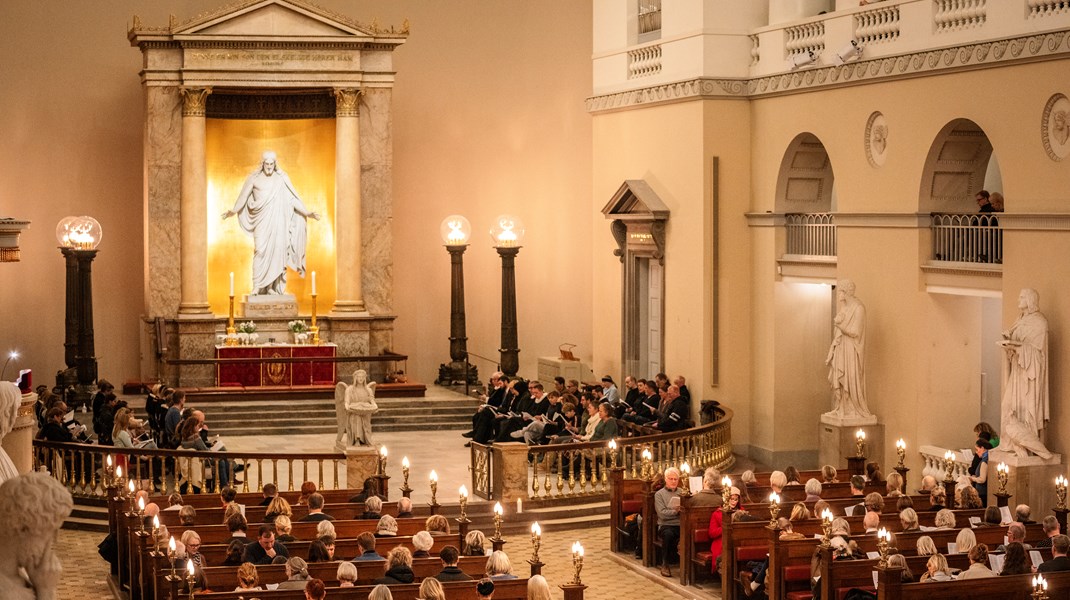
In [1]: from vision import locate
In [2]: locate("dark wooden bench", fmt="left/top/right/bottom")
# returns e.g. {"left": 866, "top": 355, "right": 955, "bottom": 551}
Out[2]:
{"left": 876, "top": 565, "right": 1070, "bottom": 600}
{"left": 157, "top": 501, "right": 429, "bottom": 527}
{"left": 170, "top": 517, "right": 429, "bottom": 545}
{"left": 179, "top": 577, "right": 534, "bottom": 600}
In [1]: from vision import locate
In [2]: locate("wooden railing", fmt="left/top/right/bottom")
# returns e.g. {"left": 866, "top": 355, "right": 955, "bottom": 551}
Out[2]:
{"left": 33, "top": 439, "right": 346, "bottom": 498}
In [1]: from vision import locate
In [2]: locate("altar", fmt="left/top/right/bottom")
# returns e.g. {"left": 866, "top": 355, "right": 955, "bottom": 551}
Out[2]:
{"left": 216, "top": 344, "right": 336, "bottom": 387}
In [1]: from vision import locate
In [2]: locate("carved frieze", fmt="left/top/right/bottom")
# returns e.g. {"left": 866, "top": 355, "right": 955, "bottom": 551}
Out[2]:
{"left": 206, "top": 91, "right": 335, "bottom": 119}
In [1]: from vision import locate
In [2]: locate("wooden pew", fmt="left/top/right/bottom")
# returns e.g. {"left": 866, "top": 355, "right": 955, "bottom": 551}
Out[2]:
{"left": 180, "top": 578, "right": 534, "bottom": 600}
{"left": 152, "top": 488, "right": 361, "bottom": 509}
{"left": 877, "top": 566, "right": 1070, "bottom": 600}
{"left": 157, "top": 501, "right": 429, "bottom": 527}
{"left": 170, "top": 518, "right": 429, "bottom": 544}
{"left": 608, "top": 468, "right": 651, "bottom": 553}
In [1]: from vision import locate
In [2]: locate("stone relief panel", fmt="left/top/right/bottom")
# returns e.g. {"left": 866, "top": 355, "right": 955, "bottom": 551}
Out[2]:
{"left": 1042, "top": 93, "right": 1070, "bottom": 161}
{"left": 865, "top": 111, "right": 888, "bottom": 167}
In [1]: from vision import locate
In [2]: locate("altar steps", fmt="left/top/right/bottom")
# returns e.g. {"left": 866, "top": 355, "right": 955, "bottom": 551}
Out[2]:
{"left": 201, "top": 396, "right": 478, "bottom": 436}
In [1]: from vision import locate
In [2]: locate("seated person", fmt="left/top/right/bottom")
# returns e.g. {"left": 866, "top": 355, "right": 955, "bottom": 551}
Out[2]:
{"left": 435, "top": 545, "right": 473, "bottom": 581}
{"left": 298, "top": 493, "right": 334, "bottom": 522}
{"left": 396, "top": 496, "right": 413, "bottom": 518}
{"left": 958, "top": 543, "right": 996, "bottom": 579}
{"left": 360, "top": 496, "right": 382, "bottom": 520}
{"left": 353, "top": 532, "right": 382, "bottom": 561}
{"left": 241, "top": 525, "right": 289, "bottom": 565}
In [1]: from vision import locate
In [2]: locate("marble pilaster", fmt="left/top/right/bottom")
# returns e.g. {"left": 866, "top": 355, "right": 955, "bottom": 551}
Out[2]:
{"left": 333, "top": 88, "right": 366, "bottom": 314}
{"left": 360, "top": 88, "right": 394, "bottom": 314}
{"left": 144, "top": 86, "right": 183, "bottom": 317}
{"left": 178, "top": 87, "right": 212, "bottom": 316}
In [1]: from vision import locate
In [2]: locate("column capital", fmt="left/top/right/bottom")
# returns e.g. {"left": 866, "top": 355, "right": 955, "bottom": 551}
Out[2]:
{"left": 180, "top": 87, "right": 212, "bottom": 117}
{"left": 334, "top": 88, "right": 363, "bottom": 117}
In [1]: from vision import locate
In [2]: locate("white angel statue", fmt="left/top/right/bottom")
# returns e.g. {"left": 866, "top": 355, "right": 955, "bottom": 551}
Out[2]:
{"left": 334, "top": 369, "right": 377, "bottom": 447}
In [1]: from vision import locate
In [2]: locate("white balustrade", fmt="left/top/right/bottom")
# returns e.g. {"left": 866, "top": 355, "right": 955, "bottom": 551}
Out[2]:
{"left": 930, "top": 213, "right": 1002, "bottom": 264}
{"left": 785, "top": 213, "right": 837, "bottom": 257}
{"left": 855, "top": 5, "right": 901, "bottom": 44}
{"left": 920, "top": 445, "right": 973, "bottom": 482}
{"left": 1029, "top": 0, "right": 1070, "bottom": 18}
{"left": 751, "top": 34, "right": 761, "bottom": 66}
{"left": 638, "top": 0, "right": 662, "bottom": 35}
{"left": 784, "top": 21, "right": 826, "bottom": 58}
{"left": 934, "top": 0, "right": 988, "bottom": 33}
{"left": 628, "top": 44, "right": 663, "bottom": 79}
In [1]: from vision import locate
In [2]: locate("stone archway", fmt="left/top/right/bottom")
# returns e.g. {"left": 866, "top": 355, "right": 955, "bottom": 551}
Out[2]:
{"left": 918, "top": 118, "right": 995, "bottom": 213}
{"left": 774, "top": 132, "right": 835, "bottom": 214}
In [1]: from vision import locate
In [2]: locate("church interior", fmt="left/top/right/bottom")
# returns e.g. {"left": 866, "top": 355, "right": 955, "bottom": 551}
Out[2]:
{"left": 3, "top": 0, "right": 1070, "bottom": 598}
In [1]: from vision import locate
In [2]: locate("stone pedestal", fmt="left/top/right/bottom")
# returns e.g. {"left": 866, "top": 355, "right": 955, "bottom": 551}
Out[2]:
{"left": 989, "top": 450, "right": 1063, "bottom": 517}
{"left": 492, "top": 442, "right": 532, "bottom": 503}
{"left": 1, "top": 392, "right": 37, "bottom": 476}
{"left": 819, "top": 417, "right": 884, "bottom": 474}
{"left": 242, "top": 294, "right": 299, "bottom": 318}
{"left": 536, "top": 357, "right": 594, "bottom": 385}
{"left": 345, "top": 446, "right": 379, "bottom": 490}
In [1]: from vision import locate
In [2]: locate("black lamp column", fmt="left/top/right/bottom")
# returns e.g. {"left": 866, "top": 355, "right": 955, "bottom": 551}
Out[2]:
{"left": 496, "top": 246, "right": 520, "bottom": 378}
{"left": 436, "top": 216, "right": 479, "bottom": 386}
{"left": 56, "top": 216, "right": 102, "bottom": 407}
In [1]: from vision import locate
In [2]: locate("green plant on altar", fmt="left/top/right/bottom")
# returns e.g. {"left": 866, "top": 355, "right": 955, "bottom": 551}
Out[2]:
{"left": 237, "top": 321, "right": 257, "bottom": 334}
{"left": 288, "top": 320, "right": 309, "bottom": 333}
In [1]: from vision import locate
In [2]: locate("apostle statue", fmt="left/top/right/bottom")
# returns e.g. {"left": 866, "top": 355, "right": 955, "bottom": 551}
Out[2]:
{"left": 998, "top": 288, "right": 1053, "bottom": 458}
{"left": 334, "top": 369, "right": 377, "bottom": 447}
{"left": 824, "top": 280, "right": 874, "bottom": 421}
{"left": 0, "top": 471, "right": 73, "bottom": 600}
{"left": 222, "top": 151, "right": 320, "bottom": 296}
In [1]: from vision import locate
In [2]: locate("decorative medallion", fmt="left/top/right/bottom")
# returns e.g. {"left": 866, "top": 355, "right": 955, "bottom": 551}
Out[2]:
{"left": 865, "top": 111, "right": 889, "bottom": 168}
{"left": 1042, "top": 93, "right": 1070, "bottom": 161}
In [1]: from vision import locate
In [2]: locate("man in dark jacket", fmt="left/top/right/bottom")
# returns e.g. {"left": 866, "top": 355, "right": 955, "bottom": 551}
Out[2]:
{"left": 241, "top": 525, "right": 289, "bottom": 565}
{"left": 435, "top": 545, "right": 473, "bottom": 581}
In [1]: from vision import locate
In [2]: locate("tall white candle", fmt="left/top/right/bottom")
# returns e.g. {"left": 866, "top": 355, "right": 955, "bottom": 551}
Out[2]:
{"left": 229, "top": 272, "right": 234, "bottom": 297}
{"left": 311, "top": 270, "right": 317, "bottom": 295}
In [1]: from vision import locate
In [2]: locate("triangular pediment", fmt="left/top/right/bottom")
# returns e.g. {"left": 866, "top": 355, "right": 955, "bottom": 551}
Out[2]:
{"left": 174, "top": 0, "right": 373, "bottom": 38}
{"left": 602, "top": 180, "right": 670, "bottom": 220}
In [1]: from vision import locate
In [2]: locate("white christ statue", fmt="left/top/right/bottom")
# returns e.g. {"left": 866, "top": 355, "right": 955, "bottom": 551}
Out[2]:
{"left": 223, "top": 151, "right": 320, "bottom": 295}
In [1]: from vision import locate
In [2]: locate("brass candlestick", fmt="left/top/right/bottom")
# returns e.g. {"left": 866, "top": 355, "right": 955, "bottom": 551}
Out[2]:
{"left": 531, "top": 523, "right": 542, "bottom": 564}
{"left": 186, "top": 561, "right": 197, "bottom": 600}
{"left": 877, "top": 528, "right": 890, "bottom": 568}
{"left": 459, "top": 487, "right": 469, "bottom": 521}
{"left": 1032, "top": 575, "right": 1049, "bottom": 600}
{"left": 310, "top": 293, "right": 321, "bottom": 345}
{"left": 679, "top": 463, "right": 691, "bottom": 497}
{"left": 493, "top": 502, "right": 504, "bottom": 540}
{"left": 943, "top": 451, "right": 955, "bottom": 481}
{"left": 855, "top": 430, "right": 866, "bottom": 458}
{"left": 225, "top": 295, "right": 238, "bottom": 346}
{"left": 721, "top": 477, "right": 733, "bottom": 511}
{"left": 768, "top": 494, "right": 781, "bottom": 529}
{"left": 168, "top": 537, "right": 177, "bottom": 578}
{"left": 430, "top": 473, "right": 438, "bottom": 507}
{"left": 996, "top": 463, "right": 1009, "bottom": 496}
{"left": 641, "top": 448, "right": 653, "bottom": 480}
{"left": 1056, "top": 476, "right": 1067, "bottom": 510}
{"left": 570, "top": 542, "right": 585, "bottom": 585}
{"left": 819, "top": 512, "right": 833, "bottom": 549}
{"left": 401, "top": 457, "right": 412, "bottom": 495}
{"left": 895, "top": 439, "right": 906, "bottom": 470}
{"left": 377, "top": 446, "right": 388, "bottom": 476}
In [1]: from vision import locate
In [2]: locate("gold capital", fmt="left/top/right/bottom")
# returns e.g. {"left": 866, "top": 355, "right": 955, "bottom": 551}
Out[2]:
{"left": 334, "top": 88, "right": 362, "bottom": 117}
{"left": 180, "top": 87, "right": 212, "bottom": 117}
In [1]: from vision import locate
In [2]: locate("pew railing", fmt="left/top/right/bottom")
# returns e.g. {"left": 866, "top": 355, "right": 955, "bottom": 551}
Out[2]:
{"left": 32, "top": 439, "right": 345, "bottom": 497}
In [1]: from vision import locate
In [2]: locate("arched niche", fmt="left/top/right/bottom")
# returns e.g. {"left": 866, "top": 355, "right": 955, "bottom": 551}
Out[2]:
{"left": 774, "top": 132, "right": 836, "bottom": 214}
{"left": 918, "top": 119, "right": 995, "bottom": 213}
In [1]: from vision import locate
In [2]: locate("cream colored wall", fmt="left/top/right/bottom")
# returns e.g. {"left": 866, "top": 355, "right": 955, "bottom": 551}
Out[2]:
{"left": 0, "top": 1, "right": 593, "bottom": 387}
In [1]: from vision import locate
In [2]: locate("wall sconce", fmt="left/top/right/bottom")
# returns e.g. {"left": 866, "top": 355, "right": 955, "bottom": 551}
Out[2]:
{"left": 491, "top": 215, "right": 524, "bottom": 377}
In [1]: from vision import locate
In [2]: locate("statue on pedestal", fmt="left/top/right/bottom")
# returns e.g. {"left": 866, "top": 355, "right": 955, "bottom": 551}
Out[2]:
{"left": 824, "top": 280, "right": 875, "bottom": 423}
{"left": 999, "top": 288, "right": 1053, "bottom": 459}
{"left": 0, "top": 471, "right": 73, "bottom": 600}
{"left": 334, "top": 369, "right": 378, "bottom": 447}
{"left": 222, "top": 151, "right": 320, "bottom": 296}
{"left": 0, "top": 382, "right": 20, "bottom": 485}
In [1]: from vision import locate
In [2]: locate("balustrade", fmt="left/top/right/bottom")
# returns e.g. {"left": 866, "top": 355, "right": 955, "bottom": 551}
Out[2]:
{"left": 784, "top": 22, "right": 825, "bottom": 59}
{"left": 930, "top": 212, "right": 1002, "bottom": 264}
{"left": 854, "top": 5, "right": 901, "bottom": 45}
{"left": 785, "top": 213, "right": 837, "bottom": 257}
{"left": 934, "top": 0, "right": 988, "bottom": 33}
{"left": 1029, "top": 0, "right": 1070, "bottom": 18}
{"left": 919, "top": 444, "right": 972, "bottom": 482}
{"left": 628, "top": 45, "right": 662, "bottom": 79}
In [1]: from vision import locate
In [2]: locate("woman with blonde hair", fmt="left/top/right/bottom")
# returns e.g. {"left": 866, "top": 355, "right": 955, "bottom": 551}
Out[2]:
{"left": 527, "top": 574, "right": 551, "bottom": 600}
{"left": 222, "top": 502, "right": 242, "bottom": 525}
{"left": 915, "top": 535, "right": 937, "bottom": 556}
{"left": 486, "top": 550, "right": 517, "bottom": 579}
{"left": 789, "top": 502, "right": 810, "bottom": 522}
{"left": 464, "top": 529, "right": 487, "bottom": 556}
{"left": 959, "top": 485, "right": 983, "bottom": 509}
{"left": 181, "top": 530, "right": 203, "bottom": 569}
{"left": 920, "top": 553, "right": 951, "bottom": 582}
{"left": 899, "top": 508, "right": 920, "bottom": 532}
{"left": 820, "top": 464, "right": 838, "bottom": 483}
{"left": 376, "top": 546, "right": 415, "bottom": 584}
{"left": 885, "top": 472, "right": 904, "bottom": 497}
{"left": 264, "top": 495, "right": 292, "bottom": 522}
{"left": 234, "top": 562, "right": 261, "bottom": 591}
{"left": 934, "top": 508, "right": 956, "bottom": 529}
{"left": 275, "top": 515, "right": 295, "bottom": 543}
{"left": 955, "top": 528, "right": 977, "bottom": 554}
{"left": 336, "top": 561, "right": 358, "bottom": 587}
{"left": 426, "top": 514, "right": 451, "bottom": 536}
{"left": 368, "top": 584, "right": 394, "bottom": 600}
{"left": 419, "top": 577, "right": 446, "bottom": 600}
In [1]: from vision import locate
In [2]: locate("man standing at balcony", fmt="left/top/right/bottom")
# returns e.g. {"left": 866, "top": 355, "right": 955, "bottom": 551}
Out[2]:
{"left": 825, "top": 280, "right": 874, "bottom": 421}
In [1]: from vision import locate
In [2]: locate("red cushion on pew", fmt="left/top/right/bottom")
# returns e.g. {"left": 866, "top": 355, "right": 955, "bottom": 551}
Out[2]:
{"left": 694, "top": 529, "right": 710, "bottom": 543}
{"left": 784, "top": 565, "right": 811, "bottom": 581}
{"left": 621, "top": 500, "right": 643, "bottom": 514}
{"left": 785, "top": 592, "right": 813, "bottom": 600}
{"left": 737, "top": 546, "right": 767, "bottom": 561}
{"left": 836, "top": 586, "right": 873, "bottom": 600}
{"left": 694, "top": 551, "right": 712, "bottom": 566}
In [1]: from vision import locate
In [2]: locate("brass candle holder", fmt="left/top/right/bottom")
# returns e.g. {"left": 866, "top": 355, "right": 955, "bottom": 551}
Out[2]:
{"left": 641, "top": 448, "right": 653, "bottom": 480}
{"left": 679, "top": 463, "right": 691, "bottom": 497}
{"left": 608, "top": 439, "right": 619, "bottom": 469}
{"left": 895, "top": 439, "right": 906, "bottom": 470}
{"left": 309, "top": 292, "right": 321, "bottom": 345}
{"left": 855, "top": 429, "right": 866, "bottom": 458}
{"left": 943, "top": 450, "right": 955, "bottom": 481}
{"left": 152, "top": 515, "right": 160, "bottom": 544}
{"left": 429, "top": 470, "right": 439, "bottom": 507}
{"left": 570, "top": 541, "right": 585, "bottom": 585}
{"left": 1032, "top": 575, "right": 1049, "bottom": 600}
{"left": 531, "top": 522, "right": 542, "bottom": 564}
{"left": 168, "top": 536, "right": 177, "bottom": 578}
{"left": 127, "top": 479, "right": 137, "bottom": 513}
{"left": 401, "top": 456, "right": 412, "bottom": 495}
{"left": 377, "top": 445, "right": 388, "bottom": 476}
{"left": 996, "top": 462, "right": 1009, "bottom": 496}
{"left": 1056, "top": 475, "right": 1067, "bottom": 510}
{"left": 114, "top": 464, "right": 124, "bottom": 494}
{"left": 877, "top": 528, "right": 890, "bottom": 568}
{"left": 225, "top": 294, "right": 238, "bottom": 346}
{"left": 819, "top": 509, "right": 833, "bottom": 549}
{"left": 721, "top": 476, "right": 733, "bottom": 511}
{"left": 105, "top": 454, "right": 115, "bottom": 487}
{"left": 492, "top": 502, "right": 504, "bottom": 541}
{"left": 768, "top": 493, "right": 781, "bottom": 529}
{"left": 186, "top": 560, "right": 197, "bottom": 600}
{"left": 459, "top": 486, "right": 469, "bottom": 521}
{"left": 137, "top": 496, "right": 146, "bottom": 534}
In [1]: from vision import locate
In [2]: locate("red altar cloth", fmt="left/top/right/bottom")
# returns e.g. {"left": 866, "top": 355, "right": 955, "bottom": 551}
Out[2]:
{"left": 216, "top": 344, "right": 336, "bottom": 387}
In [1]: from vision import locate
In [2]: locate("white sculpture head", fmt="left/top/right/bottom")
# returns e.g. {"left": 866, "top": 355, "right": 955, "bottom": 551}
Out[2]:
{"left": 0, "top": 472, "right": 73, "bottom": 571}
{"left": 837, "top": 279, "right": 856, "bottom": 299}
{"left": 1018, "top": 288, "right": 1040, "bottom": 314}
{"left": 261, "top": 150, "right": 278, "bottom": 175}
{"left": 0, "top": 382, "right": 19, "bottom": 439}
{"left": 353, "top": 369, "right": 368, "bottom": 385}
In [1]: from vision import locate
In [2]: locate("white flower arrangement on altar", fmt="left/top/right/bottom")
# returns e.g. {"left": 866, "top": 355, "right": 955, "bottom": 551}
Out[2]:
{"left": 237, "top": 321, "right": 257, "bottom": 334}
{"left": 288, "top": 320, "right": 309, "bottom": 333}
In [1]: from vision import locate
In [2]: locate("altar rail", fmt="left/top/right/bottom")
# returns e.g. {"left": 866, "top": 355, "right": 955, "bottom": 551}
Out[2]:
{"left": 33, "top": 439, "right": 346, "bottom": 498}
{"left": 473, "top": 406, "right": 735, "bottom": 502}
{"left": 930, "top": 212, "right": 1003, "bottom": 264}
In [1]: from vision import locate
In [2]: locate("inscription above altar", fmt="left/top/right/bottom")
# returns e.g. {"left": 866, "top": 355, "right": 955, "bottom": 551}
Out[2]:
{"left": 185, "top": 49, "right": 359, "bottom": 71}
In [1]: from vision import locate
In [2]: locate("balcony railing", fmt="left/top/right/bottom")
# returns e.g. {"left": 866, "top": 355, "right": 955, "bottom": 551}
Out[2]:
{"left": 930, "top": 212, "right": 1002, "bottom": 264}
{"left": 785, "top": 212, "right": 837, "bottom": 257}
{"left": 638, "top": 0, "right": 662, "bottom": 36}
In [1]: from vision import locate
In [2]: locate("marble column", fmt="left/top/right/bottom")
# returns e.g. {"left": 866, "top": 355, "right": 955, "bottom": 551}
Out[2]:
{"left": 178, "top": 87, "right": 212, "bottom": 316}
{"left": 332, "top": 88, "right": 366, "bottom": 313}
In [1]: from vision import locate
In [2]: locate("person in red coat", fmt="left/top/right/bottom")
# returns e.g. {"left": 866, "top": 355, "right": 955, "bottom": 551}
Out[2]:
{"left": 708, "top": 486, "right": 741, "bottom": 573}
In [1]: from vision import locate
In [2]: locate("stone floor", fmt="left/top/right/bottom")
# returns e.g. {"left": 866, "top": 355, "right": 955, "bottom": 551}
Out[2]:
{"left": 53, "top": 395, "right": 745, "bottom": 599}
